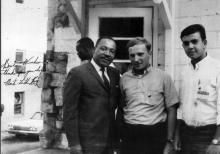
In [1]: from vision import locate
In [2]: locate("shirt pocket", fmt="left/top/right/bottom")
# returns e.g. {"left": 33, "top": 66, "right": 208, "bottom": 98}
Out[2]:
{"left": 146, "top": 89, "right": 163, "bottom": 106}
{"left": 196, "top": 78, "right": 210, "bottom": 102}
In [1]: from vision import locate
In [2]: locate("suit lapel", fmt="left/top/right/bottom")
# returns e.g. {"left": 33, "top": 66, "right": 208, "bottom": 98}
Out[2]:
{"left": 86, "top": 63, "right": 110, "bottom": 91}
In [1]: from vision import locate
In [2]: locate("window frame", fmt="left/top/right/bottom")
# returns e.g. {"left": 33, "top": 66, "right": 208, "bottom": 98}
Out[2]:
{"left": 15, "top": 50, "right": 26, "bottom": 73}
{"left": 14, "top": 91, "right": 25, "bottom": 115}
{"left": 89, "top": 7, "right": 153, "bottom": 73}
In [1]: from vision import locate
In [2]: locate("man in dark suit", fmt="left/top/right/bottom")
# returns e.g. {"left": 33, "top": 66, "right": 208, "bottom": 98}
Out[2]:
{"left": 63, "top": 37, "right": 120, "bottom": 154}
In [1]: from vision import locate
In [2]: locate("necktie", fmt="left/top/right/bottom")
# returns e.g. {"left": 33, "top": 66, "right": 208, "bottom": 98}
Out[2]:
{"left": 100, "top": 67, "right": 110, "bottom": 88}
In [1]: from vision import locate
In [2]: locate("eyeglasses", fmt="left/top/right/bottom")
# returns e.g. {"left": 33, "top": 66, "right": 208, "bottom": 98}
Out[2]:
{"left": 182, "top": 39, "right": 199, "bottom": 46}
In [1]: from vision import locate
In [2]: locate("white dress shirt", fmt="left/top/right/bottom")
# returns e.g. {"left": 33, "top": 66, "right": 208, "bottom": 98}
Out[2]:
{"left": 178, "top": 55, "right": 220, "bottom": 126}
{"left": 91, "top": 59, "right": 110, "bottom": 82}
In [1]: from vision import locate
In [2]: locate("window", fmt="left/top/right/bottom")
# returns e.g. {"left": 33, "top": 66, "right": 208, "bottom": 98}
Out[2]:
{"left": 15, "top": 50, "right": 26, "bottom": 73}
{"left": 89, "top": 8, "right": 153, "bottom": 74}
{"left": 16, "top": 0, "right": 24, "bottom": 4}
{"left": 99, "top": 18, "right": 143, "bottom": 37}
{"left": 14, "top": 92, "right": 24, "bottom": 115}
{"left": 99, "top": 17, "right": 144, "bottom": 74}
{"left": 15, "top": 65, "right": 26, "bottom": 73}
{"left": 15, "top": 51, "right": 24, "bottom": 62}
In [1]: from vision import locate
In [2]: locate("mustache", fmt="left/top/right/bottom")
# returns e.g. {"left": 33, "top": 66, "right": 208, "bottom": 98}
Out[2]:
{"left": 187, "top": 49, "right": 195, "bottom": 52}
{"left": 101, "top": 55, "right": 113, "bottom": 60}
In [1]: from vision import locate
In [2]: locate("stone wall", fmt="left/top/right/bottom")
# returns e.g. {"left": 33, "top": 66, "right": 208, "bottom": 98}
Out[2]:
{"left": 39, "top": 0, "right": 82, "bottom": 149}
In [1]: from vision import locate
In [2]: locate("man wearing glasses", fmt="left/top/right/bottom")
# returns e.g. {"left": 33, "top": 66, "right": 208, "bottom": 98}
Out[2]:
{"left": 175, "top": 24, "right": 220, "bottom": 154}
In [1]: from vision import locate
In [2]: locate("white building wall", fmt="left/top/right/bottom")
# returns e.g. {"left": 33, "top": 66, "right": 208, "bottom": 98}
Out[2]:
{"left": 173, "top": 0, "right": 220, "bottom": 91}
{"left": 1, "top": 0, "right": 48, "bottom": 130}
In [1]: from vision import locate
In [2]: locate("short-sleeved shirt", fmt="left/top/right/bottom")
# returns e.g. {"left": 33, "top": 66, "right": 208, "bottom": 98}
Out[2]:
{"left": 120, "top": 67, "right": 179, "bottom": 125}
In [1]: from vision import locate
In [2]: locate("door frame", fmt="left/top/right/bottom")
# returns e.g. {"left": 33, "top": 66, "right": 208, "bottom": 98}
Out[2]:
{"left": 88, "top": 7, "right": 157, "bottom": 67}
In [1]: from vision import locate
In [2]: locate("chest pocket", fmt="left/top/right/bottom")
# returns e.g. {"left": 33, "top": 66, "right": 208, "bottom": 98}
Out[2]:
{"left": 146, "top": 89, "right": 163, "bottom": 106}
{"left": 197, "top": 78, "right": 217, "bottom": 102}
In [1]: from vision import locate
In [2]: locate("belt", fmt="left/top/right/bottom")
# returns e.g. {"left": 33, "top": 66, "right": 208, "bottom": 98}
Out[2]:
{"left": 180, "top": 120, "right": 216, "bottom": 131}
{"left": 124, "top": 121, "right": 166, "bottom": 128}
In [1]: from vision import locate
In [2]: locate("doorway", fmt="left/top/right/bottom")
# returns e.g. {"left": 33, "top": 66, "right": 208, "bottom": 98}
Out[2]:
{"left": 89, "top": 8, "right": 153, "bottom": 74}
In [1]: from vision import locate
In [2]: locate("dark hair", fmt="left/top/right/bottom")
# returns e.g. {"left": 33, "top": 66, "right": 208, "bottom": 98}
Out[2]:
{"left": 180, "top": 24, "right": 206, "bottom": 41}
{"left": 95, "top": 36, "right": 116, "bottom": 47}
{"left": 126, "top": 37, "right": 151, "bottom": 52}
{"left": 76, "top": 37, "right": 94, "bottom": 61}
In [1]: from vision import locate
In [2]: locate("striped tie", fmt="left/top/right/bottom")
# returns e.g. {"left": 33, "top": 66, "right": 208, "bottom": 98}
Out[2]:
{"left": 100, "top": 67, "right": 110, "bottom": 88}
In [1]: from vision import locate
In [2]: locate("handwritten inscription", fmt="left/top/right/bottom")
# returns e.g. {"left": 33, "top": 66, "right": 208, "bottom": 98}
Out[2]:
{"left": 1, "top": 57, "right": 43, "bottom": 87}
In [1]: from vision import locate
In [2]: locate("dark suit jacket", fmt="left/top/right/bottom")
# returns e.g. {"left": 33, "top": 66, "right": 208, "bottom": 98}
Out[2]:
{"left": 63, "top": 62, "right": 120, "bottom": 153}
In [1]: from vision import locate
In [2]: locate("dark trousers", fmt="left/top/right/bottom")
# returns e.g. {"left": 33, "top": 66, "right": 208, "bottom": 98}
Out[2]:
{"left": 81, "top": 142, "right": 114, "bottom": 154}
{"left": 83, "top": 148, "right": 113, "bottom": 154}
{"left": 120, "top": 122, "right": 167, "bottom": 154}
{"left": 180, "top": 121, "right": 216, "bottom": 154}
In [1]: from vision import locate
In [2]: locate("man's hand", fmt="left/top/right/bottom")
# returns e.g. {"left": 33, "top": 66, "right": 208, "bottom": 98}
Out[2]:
{"left": 206, "top": 144, "right": 220, "bottom": 154}
{"left": 70, "top": 144, "right": 83, "bottom": 154}
{"left": 163, "top": 142, "right": 175, "bottom": 154}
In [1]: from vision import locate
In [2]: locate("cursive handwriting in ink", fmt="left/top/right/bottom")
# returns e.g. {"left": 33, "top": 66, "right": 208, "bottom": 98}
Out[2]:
{"left": 18, "top": 75, "right": 39, "bottom": 86}
{"left": 1, "top": 68, "right": 16, "bottom": 75}
{"left": 30, "top": 76, "right": 40, "bottom": 86}
{"left": 1, "top": 56, "right": 43, "bottom": 87}
{"left": 1, "top": 59, "right": 16, "bottom": 69}
{"left": 4, "top": 79, "right": 18, "bottom": 86}
{"left": 21, "top": 56, "right": 42, "bottom": 65}
{"left": 35, "top": 66, "right": 43, "bottom": 72}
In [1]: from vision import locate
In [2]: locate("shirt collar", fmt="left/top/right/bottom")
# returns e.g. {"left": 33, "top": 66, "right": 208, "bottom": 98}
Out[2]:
{"left": 81, "top": 60, "right": 89, "bottom": 65}
{"left": 126, "top": 66, "right": 152, "bottom": 78}
{"left": 91, "top": 59, "right": 105, "bottom": 72}
{"left": 189, "top": 54, "right": 210, "bottom": 70}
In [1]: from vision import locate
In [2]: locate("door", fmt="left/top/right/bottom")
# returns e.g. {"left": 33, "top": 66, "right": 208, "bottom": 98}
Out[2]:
{"left": 89, "top": 8, "right": 153, "bottom": 74}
